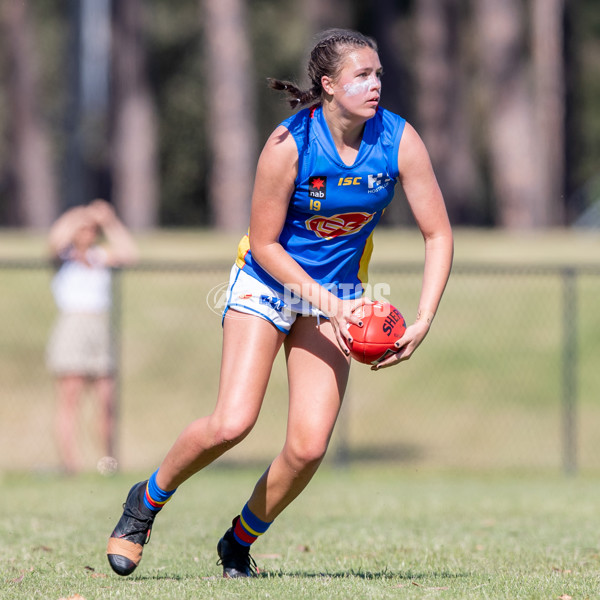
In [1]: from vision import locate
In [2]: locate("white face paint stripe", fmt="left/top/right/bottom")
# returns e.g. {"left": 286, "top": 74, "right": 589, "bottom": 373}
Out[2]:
{"left": 343, "top": 80, "right": 370, "bottom": 97}
{"left": 342, "top": 73, "right": 380, "bottom": 97}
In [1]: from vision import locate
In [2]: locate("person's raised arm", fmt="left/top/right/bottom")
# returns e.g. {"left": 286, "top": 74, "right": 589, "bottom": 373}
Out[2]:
{"left": 89, "top": 199, "right": 138, "bottom": 266}
{"left": 48, "top": 206, "right": 89, "bottom": 257}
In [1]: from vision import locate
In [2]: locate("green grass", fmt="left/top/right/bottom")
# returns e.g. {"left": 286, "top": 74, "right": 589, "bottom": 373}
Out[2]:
{"left": 2, "top": 467, "right": 600, "bottom": 599}
{"left": 2, "top": 228, "right": 600, "bottom": 598}
{"left": 1, "top": 228, "right": 600, "bottom": 473}
{"left": 2, "top": 227, "right": 600, "bottom": 265}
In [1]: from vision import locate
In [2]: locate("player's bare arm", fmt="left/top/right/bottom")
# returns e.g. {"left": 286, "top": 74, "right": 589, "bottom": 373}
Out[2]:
{"left": 374, "top": 123, "right": 453, "bottom": 370}
{"left": 249, "top": 126, "right": 364, "bottom": 351}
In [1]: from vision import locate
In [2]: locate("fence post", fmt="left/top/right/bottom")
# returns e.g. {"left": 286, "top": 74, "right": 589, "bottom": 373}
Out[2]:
{"left": 335, "top": 378, "right": 351, "bottom": 467}
{"left": 562, "top": 267, "right": 578, "bottom": 475}
{"left": 110, "top": 267, "right": 123, "bottom": 469}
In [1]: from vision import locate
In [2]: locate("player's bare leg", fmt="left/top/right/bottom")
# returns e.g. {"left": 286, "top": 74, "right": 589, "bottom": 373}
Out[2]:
{"left": 107, "top": 310, "right": 285, "bottom": 576}
{"left": 247, "top": 316, "right": 350, "bottom": 521}
{"left": 156, "top": 311, "right": 286, "bottom": 489}
{"left": 215, "top": 316, "right": 350, "bottom": 576}
{"left": 94, "top": 375, "right": 116, "bottom": 459}
{"left": 55, "top": 374, "right": 85, "bottom": 474}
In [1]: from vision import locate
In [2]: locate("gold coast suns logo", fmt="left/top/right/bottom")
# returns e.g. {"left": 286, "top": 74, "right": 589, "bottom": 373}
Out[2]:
{"left": 305, "top": 211, "right": 375, "bottom": 239}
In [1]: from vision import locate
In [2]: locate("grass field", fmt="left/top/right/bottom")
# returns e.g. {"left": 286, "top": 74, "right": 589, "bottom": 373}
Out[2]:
{"left": 1, "top": 228, "right": 600, "bottom": 598}
{"left": 2, "top": 226, "right": 600, "bottom": 264}
{"left": 3, "top": 227, "right": 600, "bottom": 473}
{"left": 2, "top": 467, "right": 600, "bottom": 599}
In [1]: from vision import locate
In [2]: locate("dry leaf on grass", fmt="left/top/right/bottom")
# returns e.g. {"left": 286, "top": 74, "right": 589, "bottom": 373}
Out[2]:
{"left": 11, "top": 567, "right": 34, "bottom": 583}
{"left": 411, "top": 581, "right": 449, "bottom": 590}
{"left": 552, "top": 567, "right": 572, "bottom": 574}
{"left": 82, "top": 565, "right": 107, "bottom": 578}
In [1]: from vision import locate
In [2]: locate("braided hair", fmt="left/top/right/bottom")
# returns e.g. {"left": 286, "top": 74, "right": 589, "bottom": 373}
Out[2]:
{"left": 268, "top": 28, "right": 378, "bottom": 110}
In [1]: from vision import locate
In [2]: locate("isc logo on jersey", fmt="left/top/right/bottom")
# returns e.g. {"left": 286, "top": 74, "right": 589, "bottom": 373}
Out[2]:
{"left": 305, "top": 212, "right": 375, "bottom": 240}
{"left": 337, "top": 176, "right": 362, "bottom": 186}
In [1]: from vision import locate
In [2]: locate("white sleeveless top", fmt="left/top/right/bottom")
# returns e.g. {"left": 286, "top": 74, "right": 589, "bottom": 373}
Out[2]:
{"left": 51, "top": 246, "right": 112, "bottom": 313}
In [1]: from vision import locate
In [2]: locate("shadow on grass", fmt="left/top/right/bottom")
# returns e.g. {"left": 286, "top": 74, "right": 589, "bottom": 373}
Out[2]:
{"left": 212, "top": 442, "right": 427, "bottom": 470}
{"left": 256, "top": 569, "right": 470, "bottom": 580}
{"left": 129, "top": 568, "right": 470, "bottom": 582}
{"left": 334, "top": 442, "right": 427, "bottom": 464}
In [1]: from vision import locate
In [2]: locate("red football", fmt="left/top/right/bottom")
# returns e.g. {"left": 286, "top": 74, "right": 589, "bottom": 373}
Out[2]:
{"left": 348, "top": 301, "right": 406, "bottom": 365}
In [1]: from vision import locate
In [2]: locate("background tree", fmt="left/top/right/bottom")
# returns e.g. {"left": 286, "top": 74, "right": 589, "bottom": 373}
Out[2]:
{"left": 0, "top": 0, "right": 57, "bottom": 228}
{"left": 145, "top": 1, "right": 207, "bottom": 226}
{"left": 63, "top": 0, "right": 112, "bottom": 213}
{"left": 201, "top": 0, "right": 256, "bottom": 231}
{"left": 415, "top": 0, "right": 480, "bottom": 224}
{"left": 532, "top": 0, "right": 566, "bottom": 225}
{"left": 476, "top": 0, "right": 545, "bottom": 227}
{"left": 1, "top": 0, "right": 598, "bottom": 230}
{"left": 112, "top": 0, "right": 159, "bottom": 230}
{"left": 476, "top": 0, "right": 567, "bottom": 227}
{"left": 302, "top": 0, "right": 353, "bottom": 33}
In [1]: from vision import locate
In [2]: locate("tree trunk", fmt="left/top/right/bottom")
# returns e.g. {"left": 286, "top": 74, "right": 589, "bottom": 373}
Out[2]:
{"left": 415, "top": 0, "right": 479, "bottom": 223}
{"left": 302, "top": 0, "right": 353, "bottom": 33}
{"left": 112, "top": 0, "right": 159, "bottom": 230}
{"left": 1, "top": 0, "right": 58, "bottom": 228}
{"left": 371, "top": 0, "right": 411, "bottom": 118}
{"left": 476, "top": 0, "right": 548, "bottom": 228}
{"left": 201, "top": 0, "right": 256, "bottom": 232}
{"left": 532, "top": 0, "right": 566, "bottom": 225}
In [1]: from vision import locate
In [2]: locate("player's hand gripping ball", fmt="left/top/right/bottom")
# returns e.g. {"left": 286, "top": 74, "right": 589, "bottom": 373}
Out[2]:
{"left": 348, "top": 301, "right": 406, "bottom": 365}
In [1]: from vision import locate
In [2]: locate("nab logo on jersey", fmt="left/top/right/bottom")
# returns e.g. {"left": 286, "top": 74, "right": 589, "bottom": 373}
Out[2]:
{"left": 309, "top": 176, "right": 327, "bottom": 199}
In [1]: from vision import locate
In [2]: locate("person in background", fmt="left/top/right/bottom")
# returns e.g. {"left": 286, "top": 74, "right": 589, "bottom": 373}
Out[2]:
{"left": 46, "top": 199, "right": 138, "bottom": 474}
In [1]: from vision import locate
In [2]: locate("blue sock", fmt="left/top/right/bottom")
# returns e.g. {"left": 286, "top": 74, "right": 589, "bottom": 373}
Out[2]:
{"left": 143, "top": 469, "right": 176, "bottom": 512}
{"left": 233, "top": 502, "right": 272, "bottom": 546}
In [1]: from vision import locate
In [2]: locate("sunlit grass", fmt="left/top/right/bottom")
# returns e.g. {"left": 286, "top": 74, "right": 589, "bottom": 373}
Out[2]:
{"left": 1, "top": 228, "right": 600, "bottom": 472}
{"left": 1, "top": 468, "right": 599, "bottom": 599}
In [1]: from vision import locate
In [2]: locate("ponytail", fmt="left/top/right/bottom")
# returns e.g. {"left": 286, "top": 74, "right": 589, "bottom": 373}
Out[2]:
{"left": 267, "top": 78, "right": 320, "bottom": 110}
{"left": 267, "top": 29, "right": 377, "bottom": 111}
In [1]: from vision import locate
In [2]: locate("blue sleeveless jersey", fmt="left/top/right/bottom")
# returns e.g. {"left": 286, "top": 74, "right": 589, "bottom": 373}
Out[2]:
{"left": 236, "top": 105, "right": 406, "bottom": 299}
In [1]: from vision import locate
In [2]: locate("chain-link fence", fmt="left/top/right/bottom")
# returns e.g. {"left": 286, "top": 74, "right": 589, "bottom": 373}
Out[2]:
{"left": 1, "top": 259, "right": 599, "bottom": 474}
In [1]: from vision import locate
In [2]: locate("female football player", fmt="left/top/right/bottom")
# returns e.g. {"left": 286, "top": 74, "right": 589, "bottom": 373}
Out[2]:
{"left": 107, "top": 28, "right": 453, "bottom": 578}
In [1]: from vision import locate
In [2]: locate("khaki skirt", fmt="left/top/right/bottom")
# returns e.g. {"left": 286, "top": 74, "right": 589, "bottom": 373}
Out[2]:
{"left": 46, "top": 313, "right": 115, "bottom": 376}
